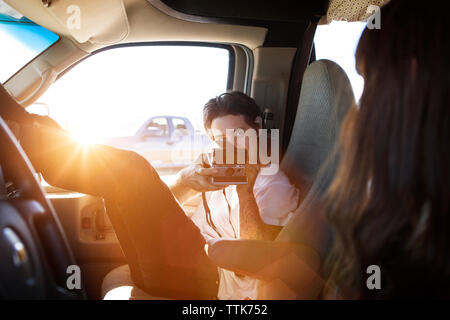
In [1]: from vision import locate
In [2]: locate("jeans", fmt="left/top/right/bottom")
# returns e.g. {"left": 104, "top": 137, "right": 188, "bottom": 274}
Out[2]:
{"left": 22, "top": 118, "right": 219, "bottom": 299}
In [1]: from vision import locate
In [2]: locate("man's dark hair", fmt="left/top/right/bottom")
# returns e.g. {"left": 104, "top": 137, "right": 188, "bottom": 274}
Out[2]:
{"left": 203, "top": 91, "right": 263, "bottom": 129}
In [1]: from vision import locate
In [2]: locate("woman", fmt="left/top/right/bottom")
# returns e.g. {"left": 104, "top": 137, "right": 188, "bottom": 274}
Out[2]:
{"left": 326, "top": 0, "right": 450, "bottom": 299}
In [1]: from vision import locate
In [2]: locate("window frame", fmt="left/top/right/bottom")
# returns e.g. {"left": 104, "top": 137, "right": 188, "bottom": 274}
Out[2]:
{"left": 56, "top": 41, "right": 236, "bottom": 92}
{"left": 145, "top": 116, "right": 170, "bottom": 137}
{"left": 35, "top": 42, "right": 239, "bottom": 193}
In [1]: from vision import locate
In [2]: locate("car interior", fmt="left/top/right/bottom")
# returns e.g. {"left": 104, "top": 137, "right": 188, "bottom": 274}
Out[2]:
{"left": 0, "top": 0, "right": 388, "bottom": 300}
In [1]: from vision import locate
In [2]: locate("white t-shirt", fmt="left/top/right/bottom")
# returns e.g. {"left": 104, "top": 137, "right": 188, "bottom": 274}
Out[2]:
{"left": 189, "top": 169, "right": 300, "bottom": 300}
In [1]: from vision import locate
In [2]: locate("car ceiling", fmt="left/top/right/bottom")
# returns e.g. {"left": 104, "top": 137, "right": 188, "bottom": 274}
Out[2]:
{"left": 3, "top": 0, "right": 391, "bottom": 52}
{"left": 4, "top": 0, "right": 327, "bottom": 52}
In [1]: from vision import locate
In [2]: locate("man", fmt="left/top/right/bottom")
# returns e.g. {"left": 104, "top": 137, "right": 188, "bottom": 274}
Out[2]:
{"left": 171, "top": 92, "right": 302, "bottom": 299}
{"left": 0, "top": 86, "right": 306, "bottom": 299}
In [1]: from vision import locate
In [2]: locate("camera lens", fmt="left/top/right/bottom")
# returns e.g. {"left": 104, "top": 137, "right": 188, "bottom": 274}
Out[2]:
{"left": 225, "top": 168, "right": 235, "bottom": 176}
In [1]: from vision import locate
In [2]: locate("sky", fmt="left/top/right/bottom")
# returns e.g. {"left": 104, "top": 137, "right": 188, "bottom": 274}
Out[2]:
{"left": 315, "top": 21, "right": 367, "bottom": 101}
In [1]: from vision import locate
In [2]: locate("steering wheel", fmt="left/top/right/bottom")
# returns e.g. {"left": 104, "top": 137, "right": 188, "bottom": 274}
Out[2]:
{"left": 0, "top": 117, "right": 85, "bottom": 299}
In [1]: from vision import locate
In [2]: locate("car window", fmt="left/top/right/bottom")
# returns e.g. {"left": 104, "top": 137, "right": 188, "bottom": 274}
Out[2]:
{"left": 172, "top": 118, "right": 187, "bottom": 129}
{"left": 0, "top": 3, "right": 59, "bottom": 83}
{"left": 172, "top": 118, "right": 189, "bottom": 135}
{"left": 314, "top": 21, "right": 367, "bottom": 102}
{"left": 37, "top": 45, "right": 230, "bottom": 179}
{"left": 146, "top": 117, "right": 169, "bottom": 137}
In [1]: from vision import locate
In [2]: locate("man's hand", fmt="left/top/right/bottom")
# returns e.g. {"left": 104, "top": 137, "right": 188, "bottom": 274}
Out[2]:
{"left": 177, "top": 164, "right": 226, "bottom": 193}
{"left": 236, "top": 164, "right": 281, "bottom": 240}
{"left": 236, "top": 164, "right": 260, "bottom": 195}
{"left": 170, "top": 154, "right": 225, "bottom": 204}
{"left": 236, "top": 164, "right": 264, "bottom": 240}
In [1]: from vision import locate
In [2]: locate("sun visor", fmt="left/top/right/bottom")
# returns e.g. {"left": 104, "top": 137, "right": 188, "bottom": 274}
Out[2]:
{"left": 45, "top": 0, "right": 129, "bottom": 44}
{"left": 327, "top": 0, "right": 391, "bottom": 23}
{"left": 4, "top": 0, "right": 129, "bottom": 45}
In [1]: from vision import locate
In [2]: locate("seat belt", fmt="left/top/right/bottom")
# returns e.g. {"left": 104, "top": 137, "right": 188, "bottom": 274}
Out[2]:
{"left": 282, "top": 18, "right": 319, "bottom": 156}
{"left": 263, "top": 108, "right": 274, "bottom": 130}
{"left": 0, "top": 165, "right": 7, "bottom": 200}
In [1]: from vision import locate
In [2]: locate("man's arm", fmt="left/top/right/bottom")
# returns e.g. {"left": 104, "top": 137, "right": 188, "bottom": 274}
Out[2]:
{"left": 237, "top": 165, "right": 282, "bottom": 240}
{"left": 170, "top": 173, "right": 199, "bottom": 204}
{"left": 237, "top": 190, "right": 282, "bottom": 240}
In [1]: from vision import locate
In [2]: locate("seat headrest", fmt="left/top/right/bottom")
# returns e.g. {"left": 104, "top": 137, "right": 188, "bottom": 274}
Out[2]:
{"left": 276, "top": 60, "right": 355, "bottom": 258}
{"left": 281, "top": 59, "right": 355, "bottom": 188}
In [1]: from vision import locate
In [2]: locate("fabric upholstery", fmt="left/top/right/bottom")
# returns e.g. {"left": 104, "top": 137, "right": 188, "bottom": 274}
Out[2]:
{"left": 281, "top": 59, "right": 355, "bottom": 187}
{"left": 327, "top": 0, "right": 391, "bottom": 22}
{"left": 279, "top": 59, "right": 355, "bottom": 255}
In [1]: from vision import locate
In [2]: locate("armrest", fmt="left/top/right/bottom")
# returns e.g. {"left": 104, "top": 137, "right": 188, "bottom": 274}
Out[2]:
{"left": 207, "top": 239, "right": 323, "bottom": 294}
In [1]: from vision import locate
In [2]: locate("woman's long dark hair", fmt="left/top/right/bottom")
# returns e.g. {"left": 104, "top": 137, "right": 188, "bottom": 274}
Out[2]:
{"left": 326, "top": 0, "right": 450, "bottom": 299}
